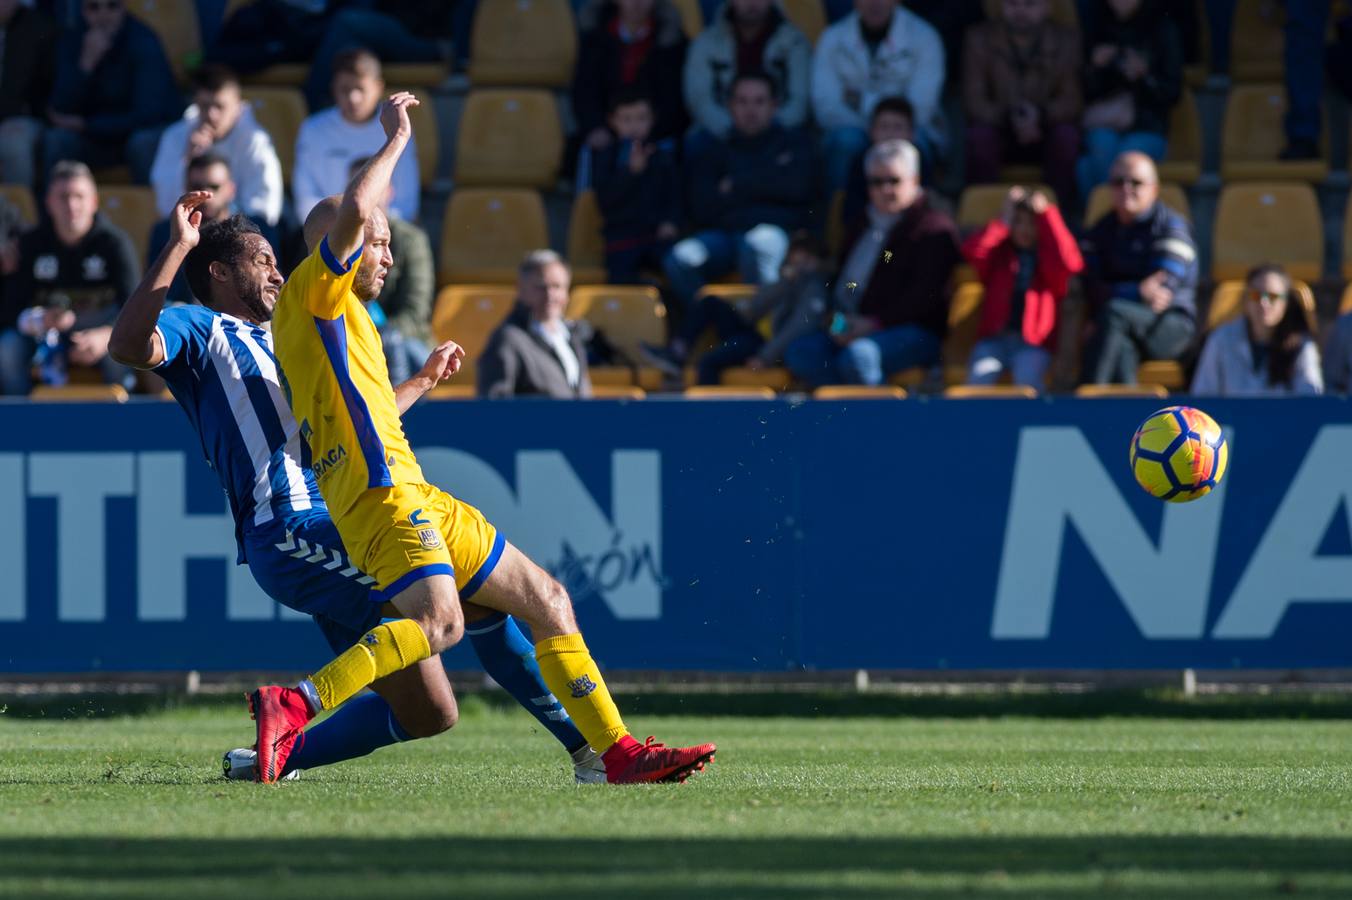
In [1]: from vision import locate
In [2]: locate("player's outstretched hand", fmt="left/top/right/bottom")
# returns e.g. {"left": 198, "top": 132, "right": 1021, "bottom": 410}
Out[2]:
{"left": 419, "top": 340, "right": 465, "bottom": 384}
{"left": 380, "top": 92, "right": 419, "bottom": 144}
{"left": 171, "top": 191, "right": 212, "bottom": 251}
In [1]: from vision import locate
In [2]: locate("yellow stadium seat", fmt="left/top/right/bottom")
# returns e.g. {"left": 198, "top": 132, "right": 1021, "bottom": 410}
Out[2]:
{"left": 1158, "top": 89, "right": 1202, "bottom": 185}
{"left": 982, "top": 0, "right": 1077, "bottom": 26}
{"left": 396, "top": 87, "right": 440, "bottom": 185}
{"left": 242, "top": 88, "right": 305, "bottom": 183}
{"left": 719, "top": 366, "right": 793, "bottom": 391}
{"left": 429, "top": 285, "right": 517, "bottom": 382}
{"left": 438, "top": 189, "right": 548, "bottom": 284}
{"left": 454, "top": 90, "right": 562, "bottom": 188}
{"left": 569, "top": 285, "right": 667, "bottom": 388}
{"left": 590, "top": 385, "right": 646, "bottom": 399}
{"left": 943, "top": 282, "right": 986, "bottom": 385}
{"left": 1083, "top": 182, "right": 1191, "bottom": 227}
{"left": 686, "top": 385, "right": 776, "bottom": 399}
{"left": 814, "top": 385, "right": 907, "bottom": 400}
{"left": 671, "top": 0, "right": 703, "bottom": 39}
{"left": 1074, "top": 384, "right": 1168, "bottom": 398}
{"left": 469, "top": 0, "right": 578, "bottom": 87}
{"left": 98, "top": 186, "right": 157, "bottom": 265}
{"left": 956, "top": 184, "right": 1056, "bottom": 230}
{"left": 781, "top": 0, "right": 827, "bottom": 42}
{"left": 30, "top": 384, "right": 129, "bottom": 402}
{"left": 126, "top": 0, "right": 200, "bottom": 85}
{"left": 1221, "top": 84, "right": 1329, "bottom": 182}
{"left": 1212, "top": 183, "right": 1323, "bottom": 281}
{"left": 1136, "top": 361, "right": 1186, "bottom": 391}
{"left": 427, "top": 384, "right": 477, "bottom": 400}
{"left": 1340, "top": 282, "right": 1352, "bottom": 315}
{"left": 566, "top": 190, "right": 607, "bottom": 285}
{"left": 1230, "top": 0, "right": 1285, "bottom": 82}
{"left": 945, "top": 384, "right": 1038, "bottom": 399}
{"left": 0, "top": 185, "right": 37, "bottom": 227}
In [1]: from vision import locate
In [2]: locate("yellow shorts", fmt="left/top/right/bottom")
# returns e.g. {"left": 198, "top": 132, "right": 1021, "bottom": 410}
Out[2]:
{"left": 333, "top": 481, "right": 504, "bottom": 602}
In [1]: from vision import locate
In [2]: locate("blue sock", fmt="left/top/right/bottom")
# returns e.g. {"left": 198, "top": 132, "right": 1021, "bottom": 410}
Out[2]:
{"left": 282, "top": 691, "right": 410, "bottom": 775}
{"left": 466, "top": 612, "right": 588, "bottom": 753}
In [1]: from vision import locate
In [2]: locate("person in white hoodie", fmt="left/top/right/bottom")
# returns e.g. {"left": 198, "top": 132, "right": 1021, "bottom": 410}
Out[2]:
{"left": 811, "top": 0, "right": 945, "bottom": 190}
{"left": 148, "top": 65, "right": 284, "bottom": 227}
{"left": 292, "top": 49, "right": 420, "bottom": 223}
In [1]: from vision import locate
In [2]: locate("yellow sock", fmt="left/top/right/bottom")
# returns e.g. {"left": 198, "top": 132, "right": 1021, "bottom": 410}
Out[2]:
{"left": 307, "top": 619, "right": 431, "bottom": 710}
{"left": 535, "top": 633, "right": 629, "bottom": 752}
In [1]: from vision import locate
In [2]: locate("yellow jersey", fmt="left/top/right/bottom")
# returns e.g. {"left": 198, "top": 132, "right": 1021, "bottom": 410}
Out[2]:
{"left": 272, "top": 238, "right": 425, "bottom": 519}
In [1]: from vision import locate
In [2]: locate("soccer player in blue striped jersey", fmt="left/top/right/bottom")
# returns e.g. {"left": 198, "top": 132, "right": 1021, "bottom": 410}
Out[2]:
{"left": 109, "top": 192, "right": 605, "bottom": 783}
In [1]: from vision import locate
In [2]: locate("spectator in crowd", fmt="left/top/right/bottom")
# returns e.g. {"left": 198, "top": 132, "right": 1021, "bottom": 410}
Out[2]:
{"left": 962, "top": 187, "right": 1083, "bottom": 389}
{"left": 0, "top": 161, "right": 139, "bottom": 394}
{"left": 293, "top": 49, "right": 420, "bottom": 223}
{"left": 205, "top": 0, "right": 330, "bottom": 76}
{"left": 812, "top": 0, "right": 946, "bottom": 190}
{"left": 784, "top": 139, "right": 960, "bottom": 386}
{"left": 478, "top": 250, "right": 593, "bottom": 399}
{"left": 344, "top": 157, "right": 435, "bottom": 385}
{"left": 146, "top": 154, "right": 278, "bottom": 306}
{"left": 45, "top": 0, "right": 182, "bottom": 184}
{"left": 1322, "top": 306, "right": 1352, "bottom": 395}
{"left": 590, "top": 91, "right": 680, "bottom": 285}
{"left": 1280, "top": 0, "right": 1331, "bottom": 161}
{"left": 963, "top": 0, "right": 1082, "bottom": 205}
{"left": 1081, "top": 151, "right": 1196, "bottom": 385}
{"left": 303, "top": 2, "right": 455, "bottom": 111}
{"left": 683, "top": 0, "right": 812, "bottom": 138}
{"left": 1192, "top": 264, "right": 1322, "bottom": 396}
{"left": 1076, "top": 0, "right": 1182, "bottom": 199}
{"left": 0, "top": 0, "right": 57, "bottom": 188}
{"left": 663, "top": 71, "right": 817, "bottom": 315}
{"left": 0, "top": 192, "right": 27, "bottom": 323}
{"left": 574, "top": 0, "right": 688, "bottom": 153}
{"left": 149, "top": 65, "right": 285, "bottom": 228}
{"left": 842, "top": 95, "right": 914, "bottom": 225}
{"left": 641, "top": 231, "right": 830, "bottom": 385}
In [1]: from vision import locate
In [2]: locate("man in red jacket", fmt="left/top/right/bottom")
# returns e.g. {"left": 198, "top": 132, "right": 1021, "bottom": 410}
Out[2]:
{"left": 962, "top": 187, "right": 1083, "bottom": 389}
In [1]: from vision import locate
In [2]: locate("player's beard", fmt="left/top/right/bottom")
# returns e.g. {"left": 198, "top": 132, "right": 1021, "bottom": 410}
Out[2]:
{"left": 234, "top": 270, "right": 274, "bottom": 323}
{"left": 353, "top": 265, "right": 381, "bottom": 302}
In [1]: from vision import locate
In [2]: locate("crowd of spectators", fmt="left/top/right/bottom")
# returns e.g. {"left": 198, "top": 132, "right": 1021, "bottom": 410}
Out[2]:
{"left": 0, "top": 0, "right": 1349, "bottom": 400}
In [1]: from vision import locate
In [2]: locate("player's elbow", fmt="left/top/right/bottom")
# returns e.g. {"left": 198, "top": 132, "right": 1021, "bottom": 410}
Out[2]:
{"left": 108, "top": 333, "right": 150, "bottom": 369}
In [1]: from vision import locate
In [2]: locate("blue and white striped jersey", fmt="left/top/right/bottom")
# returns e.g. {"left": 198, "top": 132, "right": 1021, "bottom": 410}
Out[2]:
{"left": 155, "top": 304, "right": 325, "bottom": 560}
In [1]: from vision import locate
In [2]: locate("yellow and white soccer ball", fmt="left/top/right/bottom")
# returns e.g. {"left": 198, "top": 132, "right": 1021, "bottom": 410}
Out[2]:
{"left": 1129, "top": 405, "right": 1228, "bottom": 502}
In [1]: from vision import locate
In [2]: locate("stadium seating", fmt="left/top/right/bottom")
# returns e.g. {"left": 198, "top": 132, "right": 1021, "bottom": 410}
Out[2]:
{"left": 1212, "top": 183, "right": 1323, "bottom": 281}
{"left": 1158, "top": 89, "right": 1203, "bottom": 186}
{"left": 780, "top": 0, "right": 827, "bottom": 42}
{"left": 1229, "top": 0, "right": 1285, "bottom": 82}
{"left": 590, "top": 385, "right": 647, "bottom": 399}
{"left": 1340, "top": 282, "right": 1352, "bottom": 315}
{"left": 944, "top": 384, "right": 1038, "bottom": 398}
{"left": 98, "top": 186, "right": 157, "bottom": 265}
{"left": 941, "top": 282, "right": 986, "bottom": 386}
{"left": 716, "top": 365, "right": 792, "bottom": 391}
{"left": 671, "top": 0, "right": 703, "bottom": 39}
{"left": 438, "top": 189, "right": 549, "bottom": 284}
{"left": 1136, "top": 361, "right": 1187, "bottom": 391}
{"left": 685, "top": 385, "right": 776, "bottom": 399}
{"left": 1074, "top": 384, "right": 1168, "bottom": 398}
{"left": 566, "top": 191, "right": 607, "bottom": 285}
{"left": 468, "top": 0, "right": 578, "bottom": 87}
{"left": 427, "top": 384, "right": 476, "bottom": 400}
{"left": 454, "top": 90, "right": 563, "bottom": 188}
{"left": 429, "top": 284, "right": 516, "bottom": 382}
{"left": 241, "top": 88, "right": 305, "bottom": 183}
{"left": 813, "top": 385, "right": 907, "bottom": 400}
{"left": 567, "top": 285, "right": 667, "bottom": 387}
{"left": 1083, "top": 182, "right": 1190, "bottom": 227}
{"left": 127, "top": 0, "right": 200, "bottom": 85}
{"left": 956, "top": 184, "right": 1056, "bottom": 231}
{"left": 30, "top": 384, "right": 129, "bottom": 402}
{"left": 0, "top": 185, "right": 38, "bottom": 227}
{"left": 398, "top": 87, "right": 441, "bottom": 185}
{"left": 1221, "top": 84, "right": 1330, "bottom": 183}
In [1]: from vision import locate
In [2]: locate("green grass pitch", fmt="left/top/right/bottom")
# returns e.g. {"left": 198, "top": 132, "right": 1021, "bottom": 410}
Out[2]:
{"left": 2, "top": 694, "right": 1351, "bottom": 899}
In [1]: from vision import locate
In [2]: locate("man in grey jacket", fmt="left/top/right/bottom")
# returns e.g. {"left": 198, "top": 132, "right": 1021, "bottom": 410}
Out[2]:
{"left": 478, "top": 251, "right": 593, "bottom": 399}
{"left": 683, "top": 0, "right": 812, "bottom": 138}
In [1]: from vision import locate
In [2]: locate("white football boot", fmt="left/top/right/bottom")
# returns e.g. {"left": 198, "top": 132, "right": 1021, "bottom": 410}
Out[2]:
{"left": 222, "top": 747, "right": 301, "bottom": 781}
{"left": 572, "top": 744, "right": 607, "bottom": 784}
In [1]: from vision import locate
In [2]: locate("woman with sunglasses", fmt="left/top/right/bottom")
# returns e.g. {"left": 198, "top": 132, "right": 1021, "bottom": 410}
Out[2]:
{"left": 1191, "top": 264, "right": 1323, "bottom": 396}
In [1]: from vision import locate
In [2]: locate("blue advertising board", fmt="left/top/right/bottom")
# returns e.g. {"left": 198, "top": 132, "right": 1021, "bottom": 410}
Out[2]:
{"left": 2, "top": 396, "right": 1351, "bottom": 672}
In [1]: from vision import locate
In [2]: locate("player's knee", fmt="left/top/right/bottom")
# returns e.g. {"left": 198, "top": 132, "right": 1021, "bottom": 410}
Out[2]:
{"left": 537, "top": 578, "right": 577, "bottom": 633}
{"left": 399, "top": 694, "right": 458, "bottom": 738}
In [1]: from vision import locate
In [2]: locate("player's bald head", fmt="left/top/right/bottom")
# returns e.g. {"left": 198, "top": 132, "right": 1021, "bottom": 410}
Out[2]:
{"left": 302, "top": 196, "right": 344, "bottom": 253}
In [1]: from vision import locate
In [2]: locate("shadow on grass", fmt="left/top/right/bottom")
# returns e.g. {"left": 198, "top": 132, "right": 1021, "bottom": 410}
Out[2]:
{"left": 0, "top": 836, "right": 1348, "bottom": 899}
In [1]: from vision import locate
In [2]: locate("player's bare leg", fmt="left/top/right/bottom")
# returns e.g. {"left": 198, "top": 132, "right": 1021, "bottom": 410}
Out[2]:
{"left": 472, "top": 542, "right": 715, "bottom": 784}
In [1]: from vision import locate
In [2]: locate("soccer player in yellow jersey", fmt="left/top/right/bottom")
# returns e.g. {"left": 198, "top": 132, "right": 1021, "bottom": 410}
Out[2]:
{"left": 253, "top": 92, "right": 715, "bottom": 785}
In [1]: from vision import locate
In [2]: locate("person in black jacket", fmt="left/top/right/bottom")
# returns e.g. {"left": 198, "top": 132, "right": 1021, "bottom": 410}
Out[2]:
{"left": 590, "top": 90, "right": 680, "bottom": 284}
{"left": 662, "top": 71, "right": 818, "bottom": 313}
{"left": 0, "top": 0, "right": 57, "bottom": 188}
{"left": 45, "top": 0, "right": 183, "bottom": 184}
{"left": 1075, "top": 0, "right": 1182, "bottom": 199}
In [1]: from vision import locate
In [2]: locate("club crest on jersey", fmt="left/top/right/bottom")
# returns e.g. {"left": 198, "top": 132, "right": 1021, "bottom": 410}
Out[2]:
{"left": 416, "top": 527, "right": 442, "bottom": 550}
{"left": 567, "top": 675, "right": 598, "bottom": 698}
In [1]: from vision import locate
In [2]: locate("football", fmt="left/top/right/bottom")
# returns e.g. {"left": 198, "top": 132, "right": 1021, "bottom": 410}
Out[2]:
{"left": 1129, "top": 405, "right": 1228, "bottom": 502}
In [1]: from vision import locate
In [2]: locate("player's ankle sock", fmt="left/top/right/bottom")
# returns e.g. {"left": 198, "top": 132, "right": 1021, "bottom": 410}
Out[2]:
{"left": 466, "top": 612, "right": 588, "bottom": 753}
{"left": 281, "top": 692, "right": 411, "bottom": 776}
{"left": 306, "top": 619, "right": 432, "bottom": 711}
{"left": 534, "top": 632, "right": 628, "bottom": 753}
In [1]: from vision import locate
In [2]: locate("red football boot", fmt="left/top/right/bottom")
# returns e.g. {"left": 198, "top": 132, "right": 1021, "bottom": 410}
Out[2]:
{"left": 247, "top": 685, "right": 314, "bottom": 783}
{"left": 603, "top": 735, "right": 716, "bottom": 784}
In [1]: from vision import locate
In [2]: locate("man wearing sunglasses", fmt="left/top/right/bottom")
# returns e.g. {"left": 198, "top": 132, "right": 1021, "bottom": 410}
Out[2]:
{"left": 1081, "top": 151, "right": 1198, "bottom": 385}
{"left": 45, "top": 0, "right": 182, "bottom": 185}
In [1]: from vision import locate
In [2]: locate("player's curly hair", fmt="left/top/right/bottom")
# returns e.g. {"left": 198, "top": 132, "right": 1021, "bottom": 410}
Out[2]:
{"left": 185, "top": 213, "right": 261, "bottom": 306}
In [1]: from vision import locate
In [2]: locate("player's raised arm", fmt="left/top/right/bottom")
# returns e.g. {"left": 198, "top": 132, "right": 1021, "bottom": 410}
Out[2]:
{"left": 325, "top": 92, "right": 418, "bottom": 263}
{"left": 109, "top": 191, "right": 211, "bottom": 369}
